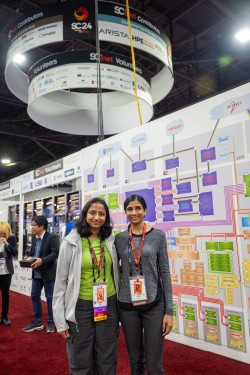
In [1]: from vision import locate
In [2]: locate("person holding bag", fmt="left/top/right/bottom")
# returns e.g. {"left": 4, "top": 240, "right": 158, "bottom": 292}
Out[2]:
{"left": 0, "top": 222, "right": 17, "bottom": 326}
{"left": 115, "top": 194, "right": 173, "bottom": 375}
{"left": 53, "top": 197, "right": 120, "bottom": 375}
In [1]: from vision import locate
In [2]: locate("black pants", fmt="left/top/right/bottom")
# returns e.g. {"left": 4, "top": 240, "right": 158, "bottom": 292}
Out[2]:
{"left": 66, "top": 294, "right": 119, "bottom": 375}
{"left": 119, "top": 295, "right": 165, "bottom": 375}
{"left": 0, "top": 274, "right": 12, "bottom": 319}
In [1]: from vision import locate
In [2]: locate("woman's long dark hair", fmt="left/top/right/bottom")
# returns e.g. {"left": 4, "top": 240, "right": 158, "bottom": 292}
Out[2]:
{"left": 75, "top": 197, "right": 113, "bottom": 240}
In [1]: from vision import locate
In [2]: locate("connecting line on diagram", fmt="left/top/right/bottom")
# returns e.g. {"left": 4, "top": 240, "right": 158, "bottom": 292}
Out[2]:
{"left": 155, "top": 114, "right": 248, "bottom": 326}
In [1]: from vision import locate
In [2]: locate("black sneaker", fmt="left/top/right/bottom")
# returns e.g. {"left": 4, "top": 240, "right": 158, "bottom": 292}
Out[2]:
{"left": 1, "top": 318, "right": 11, "bottom": 326}
{"left": 22, "top": 322, "right": 44, "bottom": 332}
{"left": 46, "top": 322, "right": 54, "bottom": 333}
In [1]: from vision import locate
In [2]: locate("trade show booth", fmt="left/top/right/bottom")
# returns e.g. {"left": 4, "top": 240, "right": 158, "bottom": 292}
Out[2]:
{"left": 2, "top": 82, "right": 250, "bottom": 364}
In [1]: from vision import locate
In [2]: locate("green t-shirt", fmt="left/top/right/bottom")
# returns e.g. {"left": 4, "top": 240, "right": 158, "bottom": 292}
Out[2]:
{"left": 78, "top": 238, "right": 116, "bottom": 300}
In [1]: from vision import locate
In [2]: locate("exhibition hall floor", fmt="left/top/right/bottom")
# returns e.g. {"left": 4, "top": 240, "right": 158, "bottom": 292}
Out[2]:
{"left": 1, "top": 292, "right": 249, "bottom": 375}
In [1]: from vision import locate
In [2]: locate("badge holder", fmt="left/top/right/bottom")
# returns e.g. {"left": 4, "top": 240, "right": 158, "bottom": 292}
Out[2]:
{"left": 93, "top": 282, "right": 107, "bottom": 321}
{"left": 88, "top": 238, "right": 107, "bottom": 322}
{"left": 129, "top": 275, "right": 148, "bottom": 306}
{"left": 128, "top": 225, "right": 148, "bottom": 306}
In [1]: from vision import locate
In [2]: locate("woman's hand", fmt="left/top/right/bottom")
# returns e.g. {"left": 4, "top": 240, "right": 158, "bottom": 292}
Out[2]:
{"left": 0, "top": 236, "right": 8, "bottom": 247}
{"left": 59, "top": 329, "right": 70, "bottom": 340}
{"left": 162, "top": 314, "right": 173, "bottom": 337}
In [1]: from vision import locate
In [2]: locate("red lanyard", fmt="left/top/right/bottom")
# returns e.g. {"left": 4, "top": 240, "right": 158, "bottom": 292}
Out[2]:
{"left": 129, "top": 224, "right": 147, "bottom": 272}
{"left": 88, "top": 239, "right": 105, "bottom": 280}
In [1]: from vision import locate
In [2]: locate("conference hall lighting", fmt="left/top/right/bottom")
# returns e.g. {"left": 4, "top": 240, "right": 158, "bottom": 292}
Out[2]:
{"left": 235, "top": 28, "right": 250, "bottom": 43}
{"left": 6, "top": 162, "right": 17, "bottom": 166}
{"left": 1, "top": 159, "right": 11, "bottom": 164}
{"left": 13, "top": 53, "right": 25, "bottom": 64}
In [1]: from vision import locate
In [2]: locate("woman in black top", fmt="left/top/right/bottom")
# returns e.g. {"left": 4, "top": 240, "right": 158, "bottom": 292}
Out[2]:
{"left": 0, "top": 222, "right": 17, "bottom": 326}
{"left": 115, "top": 194, "right": 173, "bottom": 375}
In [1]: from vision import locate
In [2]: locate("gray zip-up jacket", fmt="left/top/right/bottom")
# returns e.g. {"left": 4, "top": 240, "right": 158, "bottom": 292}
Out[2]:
{"left": 52, "top": 228, "right": 120, "bottom": 333}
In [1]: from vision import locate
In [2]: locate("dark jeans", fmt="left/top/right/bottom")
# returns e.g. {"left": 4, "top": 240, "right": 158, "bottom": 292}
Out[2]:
{"left": 0, "top": 274, "right": 12, "bottom": 319}
{"left": 119, "top": 295, "right": 165, "bottom": 375}
{"left": 66, "top": 294, "right": 119, "bottom": 375}
{"left": 31, "top": 278, "right": 55, "bottom": 323}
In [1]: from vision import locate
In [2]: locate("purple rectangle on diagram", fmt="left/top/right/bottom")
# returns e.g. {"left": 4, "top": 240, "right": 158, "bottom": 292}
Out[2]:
{"left": 161, "top": 178, "right": 172, "bottom": 191}
{"left": 125, "top": 188, "right": 156, "bottom": 222}
{"left": 178, "top": 199, "right": 193, "bottom": 213}
{"left": 88, "top": 174, "right": 94, "bottom": 183}
{"left": 162, "top": 194, "right": 173, "bottom": 205}
{"left": 176, "top": 182, "right": 191, "bottom": 194}
{"left": 202, "top": 171, "right": 217, "bottom": 186}
{"left": 107, "top": 168, "right": 114, "bottom": 178}
{"left": 199, "top": 192, "right": 214, "bottom": 216}
{"left": 201, "top": 147, "right": 216, "bottom": 162}
{"left": 165, "top": 157, "right": 179, "bottom": 170}
{"left": 132, "top": 160, "right": 146, "bottom": 173}
{"left": 163, "top": 210, "right": 175, "bottom": 222}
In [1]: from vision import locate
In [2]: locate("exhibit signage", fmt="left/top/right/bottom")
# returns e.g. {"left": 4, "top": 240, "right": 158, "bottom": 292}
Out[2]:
{"left": 7, "top": 0, "right": 96, "bottom": 45}
{"left": 0, "top": 177, "right": 21, "bottom": 199}
{"left": 28, "top": 51, "right": 152, "bottom": 106}
{"left": 21, "top": 152, "right": 82, "bottom": 193}
{"left": 98, "top": 1, "right": 172, "bottom": 68}
{"left": 7, "top": 1, "right": 168, "bottom": 67}
{"left": 0, "top": 180, "right": 10, "bottom": 191}
{"left": 22, "top": 171, "right": 34, "bottom": 193}
{"left": 5, "top": 1, "right": 173, "bottom": 135}
{"left": 63, "top": 0, "right": 96, "bottom": 40}
{"left": 34, "top": 158, "right": 64, "bottom": 179}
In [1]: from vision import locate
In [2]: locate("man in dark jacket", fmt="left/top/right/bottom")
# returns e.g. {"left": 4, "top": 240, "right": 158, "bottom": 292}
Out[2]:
{"left": 22, "top": 216, "right": 59, "bottom": 333}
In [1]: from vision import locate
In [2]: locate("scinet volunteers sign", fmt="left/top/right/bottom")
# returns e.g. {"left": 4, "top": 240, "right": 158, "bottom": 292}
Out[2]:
{"left": 34, "top": 159, "right": 64, "bottom": 179}
{"left": 27, "top": 50, "right": 152, "bottom": 107}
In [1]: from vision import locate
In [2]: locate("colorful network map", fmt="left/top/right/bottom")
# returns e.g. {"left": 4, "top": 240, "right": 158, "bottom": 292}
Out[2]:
{"left": 82, "top": 83, "right": 250, "bottom": 363}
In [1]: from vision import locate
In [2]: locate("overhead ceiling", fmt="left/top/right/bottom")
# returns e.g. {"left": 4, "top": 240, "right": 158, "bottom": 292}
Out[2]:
{"left": 0, "top": 0, "right": 250, "bottom": 183}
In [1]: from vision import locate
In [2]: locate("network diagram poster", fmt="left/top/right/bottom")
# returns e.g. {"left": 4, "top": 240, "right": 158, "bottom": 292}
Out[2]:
{"left": 81, "top": 83, "right": 250, "bottom": 363}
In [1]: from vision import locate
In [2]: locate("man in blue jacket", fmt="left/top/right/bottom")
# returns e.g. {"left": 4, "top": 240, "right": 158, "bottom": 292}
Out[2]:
{"left": 22, "top": 216, "right": 59, "bottom": 333}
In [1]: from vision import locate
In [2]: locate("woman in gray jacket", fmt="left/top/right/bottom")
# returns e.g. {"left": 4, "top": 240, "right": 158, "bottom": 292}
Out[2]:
{"left": 53, "top": 197, "right": 120, "bottom": 375}
{"left": 115, "top": 194, "right": 173, "bottom": 375}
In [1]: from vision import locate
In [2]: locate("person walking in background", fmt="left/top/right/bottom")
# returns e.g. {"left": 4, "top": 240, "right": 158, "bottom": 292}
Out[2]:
{"left": 22, "top": 215, "right": 59, "bottom": 333}
{"left": 0, "top": 222, "right": 17, "bottom": 326}
{"left": 53, "top": 197, "right": 120, "bottom": 375}
{"left": 115, "top": 194, "right": 173, "bottom": 375}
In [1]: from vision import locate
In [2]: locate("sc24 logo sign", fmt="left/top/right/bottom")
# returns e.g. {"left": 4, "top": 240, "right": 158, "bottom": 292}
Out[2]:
{"left": 71, "top": 7, "right": 92, "bottom": 33}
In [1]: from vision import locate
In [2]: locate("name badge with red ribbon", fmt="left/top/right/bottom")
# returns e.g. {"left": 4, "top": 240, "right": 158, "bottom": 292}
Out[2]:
{"left": 128, "top": 225, "right": 148, "bottom": 306}
{"left": 88, "top": 238, "right": 107, "bottom": 322}
{"left": 129, "top": 275, "right": 147, "bottom": 306}
{"left": 93, "top": 282, "right": 107, "bottom": 321}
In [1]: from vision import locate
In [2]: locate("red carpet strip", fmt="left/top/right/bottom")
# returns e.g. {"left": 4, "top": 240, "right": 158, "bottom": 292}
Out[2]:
{"left": 1, "top": 292, "right": 249, "bottom": 375}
